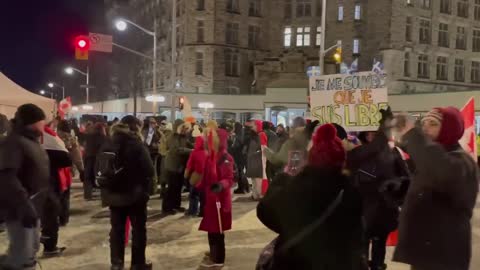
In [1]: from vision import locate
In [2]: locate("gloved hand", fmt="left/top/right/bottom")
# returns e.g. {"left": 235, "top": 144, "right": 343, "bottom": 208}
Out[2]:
{"left": 19, "top": 202, "right": 38, "bottom": 228}
{"left": 210, "top": 183, "right": 223, "bottom": 193}
{"left": 379, "top": 106, "right": 394, "bottom": 127}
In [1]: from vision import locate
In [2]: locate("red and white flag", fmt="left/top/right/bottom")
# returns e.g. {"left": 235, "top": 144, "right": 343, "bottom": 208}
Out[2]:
{"left": 459, "top": 98, "right": 477, "bottom": 162}
{"left": 58, "top": 97, "right": 72, "bottom": 119}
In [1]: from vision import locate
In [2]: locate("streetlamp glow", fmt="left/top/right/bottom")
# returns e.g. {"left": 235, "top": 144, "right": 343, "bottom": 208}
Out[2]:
{"left": 199, "top": 102, "right": 214, "bottom": 109}
{"left": 65, "top": 67, "right": 74, "bottom": 75}
{"left": 115, "top": 20, "right": 128, "bottom": 31}
{"left": 145, "top": 95, "right": 165, "bottom": 102}
{"left": 48, "top": 83, "right": 54, "bottom": 88}
{"left": 72, "top": 106, "right": 79, "bottom": 111}
{"left": 82, "top": 105, "right": 93, "bottom": 111}
{"left": 39, "top": 90, "right": 46, "bottom": 95}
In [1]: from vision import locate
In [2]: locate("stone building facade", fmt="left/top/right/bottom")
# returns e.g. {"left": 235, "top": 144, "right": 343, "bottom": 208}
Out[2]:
{"left": 105, "top": 0, "right": 480, "bottom": 100}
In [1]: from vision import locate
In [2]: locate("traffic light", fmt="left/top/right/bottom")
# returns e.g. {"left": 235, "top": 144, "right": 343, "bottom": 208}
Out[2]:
{"left": 75, "top": 35, "right": 90, "bottom": 51}
{"left": 333, "top": 47, "right": 342, "bottom": 64}
{"left": 179, "top": 96, "right": 185, "bottom": 111}
{"left": 74, "top": 35, "right": 90, "bottom": 60}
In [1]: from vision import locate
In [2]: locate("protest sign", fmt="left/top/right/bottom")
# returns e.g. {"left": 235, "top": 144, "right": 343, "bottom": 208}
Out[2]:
{"left": 309, "top": 71, "right": 388, "bottom": 132}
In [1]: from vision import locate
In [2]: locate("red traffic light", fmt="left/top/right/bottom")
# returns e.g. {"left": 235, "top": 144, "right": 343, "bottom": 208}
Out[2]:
{"left": 75, "top": 36, "right": 90, "bottom": 51}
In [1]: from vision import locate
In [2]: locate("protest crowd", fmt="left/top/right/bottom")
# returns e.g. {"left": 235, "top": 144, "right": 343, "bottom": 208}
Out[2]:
{"left": 0, "top": 101, "right": 479, "bottom": 270}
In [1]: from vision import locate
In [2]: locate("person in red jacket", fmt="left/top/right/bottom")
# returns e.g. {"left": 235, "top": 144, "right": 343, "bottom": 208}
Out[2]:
{"left": 198, "top": 128, "right": 235, "bottom": 268}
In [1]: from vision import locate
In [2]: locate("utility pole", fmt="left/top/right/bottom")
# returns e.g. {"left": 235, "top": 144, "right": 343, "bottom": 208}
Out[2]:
{"left": 319, "top": 0, "right": 327, "bottom": 75}
{"left": 170, "top": 0, "right": 177, "bottom": 121}
{"left": 153, "top": 17, "right": 158, "bottom": 116}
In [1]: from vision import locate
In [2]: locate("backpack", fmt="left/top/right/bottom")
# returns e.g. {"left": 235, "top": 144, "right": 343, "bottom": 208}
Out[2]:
{"left": 95, "top": 150, "right": 124, "bottom": 188}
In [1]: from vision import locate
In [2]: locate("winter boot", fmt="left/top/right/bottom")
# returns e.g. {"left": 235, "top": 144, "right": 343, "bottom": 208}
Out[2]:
{"left": 130, "top": 262, "right": 152, "bottom": 270}
{"left": 42, "top": 247, "right": 66, "bottom": 258}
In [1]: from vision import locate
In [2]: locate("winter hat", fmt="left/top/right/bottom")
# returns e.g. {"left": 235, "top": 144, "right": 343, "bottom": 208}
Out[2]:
{"left": 14, "top": 103, "right": 46, "bottom": 126}
{"left": 121, "top": 115, "right": 141, "bottom": 131}
{"left": 308, "top": 123, "right": 346, "bottom": 170}
{"left": 432, "top": 107, "right": 464, "bottom": 147}
{"left": 253, "top": 120, "right": 263, "bottom": 133}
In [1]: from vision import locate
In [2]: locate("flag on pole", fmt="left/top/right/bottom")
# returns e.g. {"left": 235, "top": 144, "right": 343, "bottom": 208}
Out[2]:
{"left": 58, "top": 97, "right": 72, "bottom": 119}
{"left": 459, "top": 98, "right": 477, "bottom": 162}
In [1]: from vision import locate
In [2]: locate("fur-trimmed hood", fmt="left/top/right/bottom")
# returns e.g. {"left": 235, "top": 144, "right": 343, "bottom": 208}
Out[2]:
{"left": 111, "top": 123, "right": 143, "bottom": 142}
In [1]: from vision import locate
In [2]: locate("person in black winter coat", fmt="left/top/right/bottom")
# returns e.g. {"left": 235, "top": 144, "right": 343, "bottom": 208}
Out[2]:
{"left": 257, "top": 124, "right": 365, "bottom": 270}
{"left": 40, "top": 126, "right": 72, "bottom": 257}
{"left": 231, "top": 122, "right": 249, "bottom": 194}
{"left": 0, "top": 104, "right": 50, "bottom": 269}
{"left": 101, "top": 116, "right": 154, "bottom": 270}
{"left": 83, "top": 122, "right": 108, "bottom": 200}
{"left": 347, "top": 109, "right": 411, "bottom": 270}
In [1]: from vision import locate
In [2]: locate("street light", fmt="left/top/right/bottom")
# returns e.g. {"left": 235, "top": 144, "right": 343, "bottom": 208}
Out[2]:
{"left": 39, "top": 89, "right": 54, "bottom": 99}
{"left": 48, "top": 82, "right": 65, "bottom": 100}
{"left": 64, "top": 66, "right": 90, "bottom": 104}
{"left": 146, "top": 95, "right": 165, "bottom": 102}
{"left": 114, "top": 17, "right": 157, "bottom": 117}
{"left": 115, "top": 20, "right": 128, "bottom": 31}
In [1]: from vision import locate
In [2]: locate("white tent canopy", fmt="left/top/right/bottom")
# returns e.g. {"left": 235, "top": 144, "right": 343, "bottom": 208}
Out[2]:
{"left": 0, "top": 72, "right": 56, "bottom": 119}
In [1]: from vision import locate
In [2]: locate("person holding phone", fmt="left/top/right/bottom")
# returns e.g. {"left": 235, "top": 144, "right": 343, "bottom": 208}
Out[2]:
{"left": 392, "top": 107, "right": 479, "bottom": 270}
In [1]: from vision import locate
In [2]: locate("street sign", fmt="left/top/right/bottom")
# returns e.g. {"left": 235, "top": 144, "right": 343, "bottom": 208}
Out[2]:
{"left": 79, "top": 85, "right": 96, "bottom": 89}
{"left": 75, "top": 48, "right": 89, "bottom": 60}
{"left": 89, "top": 33, "right": 113, "bottom": 53}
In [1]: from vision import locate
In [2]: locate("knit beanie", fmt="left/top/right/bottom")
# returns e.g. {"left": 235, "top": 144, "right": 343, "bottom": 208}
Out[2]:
{"left": 14, "top": 103, "right": 46, "bottom": 126}
{"left": 308, "top": 123, "right": 346, "bottom": 170}
{"left": 431, "top": 107, "right": 464, "bottom": 147}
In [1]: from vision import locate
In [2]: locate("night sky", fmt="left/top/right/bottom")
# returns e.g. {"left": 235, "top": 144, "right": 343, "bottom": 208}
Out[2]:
{"left": 0, "top": 0, "right": 105, "bottom": 96}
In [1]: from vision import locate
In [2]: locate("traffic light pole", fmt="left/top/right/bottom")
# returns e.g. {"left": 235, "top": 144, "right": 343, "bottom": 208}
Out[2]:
{"left": 319, "top": 0, "right": 327, "bottom": 75}
{"left": 170, "top": 0, "right": 177, "bottom": 121}
{"left": 152, "top": 17, "right": 157, "bottom": 116}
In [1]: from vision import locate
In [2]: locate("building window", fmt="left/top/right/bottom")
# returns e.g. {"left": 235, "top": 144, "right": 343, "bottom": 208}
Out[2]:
{"left": 455, "top": 59, "right": 465, "bottom": 82}
{"left": 406, "top": 16, "right": 413, "bottom": 42}
{"left": 457, "top": 0, "right": 469, "bottom": 18}
{"left": 475, "top": 0, "right": 480, "bottom": 21}
{"left": 474, "top": 29, "right": 480, "bottom": 52}
{"left": 456, "top": 26, "right": 467, "bottom": 50}
{"left": 436, "top": 56, "right": 448, "bottom": 80}
{"left": 285, "top": 0, "right": 292, "bottom": 18}
{"left": 316, "top": 26, "right": 322, "bottom": 46}
{"left": 226, "top": 23, "right": 239, "bottom": 45}
{"left": 472, "top": 61, "right": 480, "bottom": 83}
{"left": 197, "top": 21, "right": 205, "bottom": 43}
{"left": 440, "top": 0, "right": 451, "bottom": 14}
{"left": 420, "top": 0, "right": 430, "bottom": 9}
{"left": 438, "top": 23, "right": 449, "bottom": 47}
{"left": 353, "top": 39, "right": 360, "bottom": 54}
{"left": 227, "top": 0, "right": 239, "bottom": 13}
{"left": 296, "top": 26, "right": 311, "bottom": 46}
{"left": 316, "top": 0, "right": 322, "bottom": 16}
{"left": 249, "top": 0, "right": 262, "bottom": 17}
{"left": 297, "top": 0, "right": 312, "bottom": 17}
{"left": 225, "top": 50, "right": 239, "bottom": 76}
{"left": 248, "top": 25, "right": 260, "bottom": 48}
{"left": 197, "top": 0, "right": 205, "bottom": 10}
{"left": 284, "top": 27, "right": 292, "bottom": 47}
{"left": 354, "top": 4, "right": 361, "bottom": 20}
{"left": 404, "top": 52, "right": 411, "bottom": 77}
{"left": 418, "top": 54, "right": 429, "bottom": 78}
{"left": 419, "top": 19, "right": 431, "bottom": 44}
{"left": 338, "top": 5, "right": 344, "bottom": 21}
{"left": 195, "top": 52, "right": 204, "bottom": 75}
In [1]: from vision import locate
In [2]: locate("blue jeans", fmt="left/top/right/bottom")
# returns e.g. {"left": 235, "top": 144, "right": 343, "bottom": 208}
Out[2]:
{"left": 2, "top": 220, "right": 40, "bottom": 270}
{"left": 187, "top": 186, "right": 200, "bottom": 215}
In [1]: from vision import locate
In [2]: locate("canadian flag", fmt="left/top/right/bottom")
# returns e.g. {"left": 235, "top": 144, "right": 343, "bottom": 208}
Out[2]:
{"left": 58, "top": 97, "right": 72, "bottom": 119}
{"left": 459, "top": 98, "right": 478, "bottom": 162}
